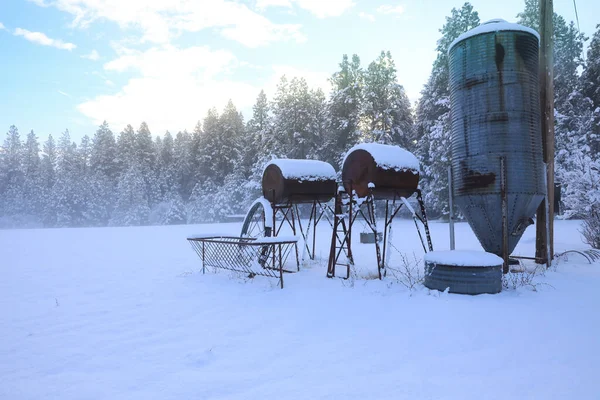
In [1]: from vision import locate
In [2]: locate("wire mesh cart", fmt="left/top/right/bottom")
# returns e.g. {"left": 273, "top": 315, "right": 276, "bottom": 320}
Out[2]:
{"left": 187, "top": 235, "right": 299, "bottom": 289}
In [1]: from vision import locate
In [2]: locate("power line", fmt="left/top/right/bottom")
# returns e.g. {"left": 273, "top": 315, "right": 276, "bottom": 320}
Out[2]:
{"left": 572, "top": 0, "right": 581, "bottom": 33}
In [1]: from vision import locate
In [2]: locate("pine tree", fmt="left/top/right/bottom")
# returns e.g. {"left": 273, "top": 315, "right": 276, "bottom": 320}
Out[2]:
{"left": 116, "top": 124, "right": 136, "bottom": 175}
{"left": 90, "top": 121, "right": 117, "bottom": 179}
{"left": 582, "top": 24, "right": 600, "bottom": 109}
{"left": 517, "top": 1, "right": 587, "bottom": 110}
{"left": 362, "top": 51, "right": 414, "bottom": 148}
{"left": 110, "top": 164, "right": 150, "bottom": 226}
{"left": 218, "top": 100, "right": 244, "bottom": 177}
{"left": 39, "top": 134, "right": 57, "bottom": 226}
{"left": 54, "top": 129, "right": 87, "bottom": 227}
{"left": 22, "top": 130, "right": 42, "bottom": 221}
{"left": 0, "top": 125, "right": 25, "bottom": 226}
{"left": 271, "top": 76, "right": 322, "bottom": 159}
{"left": 89, "top": 122, "right": 118, "bottom": 226}
{"left": 244, "top": 90, "right": 272, "bottom": 177}
{"left": 136, "top": 122, "right": 160, "bottom": 207}
{"left": 173, "top": 130, "right": 194, "bottom": 201}
{"left": 325, "top": 54, "right": 364, "bottom": 167}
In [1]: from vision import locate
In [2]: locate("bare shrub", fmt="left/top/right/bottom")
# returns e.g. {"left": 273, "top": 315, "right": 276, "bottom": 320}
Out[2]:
{"left": 502, "top": 263, "right": 553, "bottom": 291}
{"left": 581, "top": 208, "right": 600, "bottom": 249}
{"left": 386, "top": 253, "right": 425, "bottom": 290}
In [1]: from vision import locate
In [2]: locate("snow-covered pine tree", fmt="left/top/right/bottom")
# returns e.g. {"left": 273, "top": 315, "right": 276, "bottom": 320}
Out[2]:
{"left": 149, "top": 131, "right": 187, "bottom": 225}
{"left": 115, "top": 124, "right": 136, "bottom": 176}
{"left": 173, "top": 130, "right": 194, "bottom": 202}
{"left": 196, "top": 108, "right": 219, "bottom": 186}
{"left": 110, "top": 164, "right": 151, "bottom": 226}
{"left": 244, "top": 90, "right": 272, "bottom": 178}
{"left": 136, "top": 122, "right": 160, "bottom": 211}
{"left": 309, "top": 87, "right": 328, "bottom": 159}
{"left": 582, "top": 24, "right": 600, "bottom": 112}
{"left": 415, "top": 2, "right": 480, "bottom": 217}
{"left": 0, "top": 126, "right": 25, "bottom": 227}
{"left": 22, "top": 130, "right": 42, "bottom": 223}
{"left": 325, "top": 54, "right": 364, "bottom": 168}
{"left": 88, "top": 122, "right": 118, "bottom": 226}
{"left": 39, "top": 134, "right": 57, "bottom": 226}
{"left": 54, "top": 130, "right": 88, "bottom": 227}
{"left": 557, "top": 23, "right": 600, "bottom": 219}
{"left": 362, "top": 51, "right": 414, "bottom": 149}
{"left": 517, "top": 0, "right": 587, "bottom": 159}
{"left": 90, "top": 121, "right": 117, "bottom": 179}
{"left": 517, "top": 0, "right": 592, "bottom": 217}
{"left": 218, "top": 100, "right": 244, "bottom": 180}
{"left": 271, "top": 76, "right": 322, "bottom": 159}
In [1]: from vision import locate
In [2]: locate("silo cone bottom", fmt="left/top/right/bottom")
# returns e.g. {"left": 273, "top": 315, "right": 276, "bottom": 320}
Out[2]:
{"left": 455, "top": 193, "right": 544, "bottom": 256}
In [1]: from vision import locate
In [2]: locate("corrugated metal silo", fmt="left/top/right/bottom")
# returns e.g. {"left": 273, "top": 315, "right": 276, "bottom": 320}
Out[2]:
{"left": 448, "top": 19, "right": 545, "bottom": 256}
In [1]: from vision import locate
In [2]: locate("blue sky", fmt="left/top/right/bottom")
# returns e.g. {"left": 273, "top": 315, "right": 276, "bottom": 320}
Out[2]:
{"left": 0, "top": 0, "right": 598, "bottom": 143}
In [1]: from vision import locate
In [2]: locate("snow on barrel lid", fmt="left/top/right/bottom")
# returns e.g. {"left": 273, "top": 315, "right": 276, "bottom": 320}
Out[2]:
{"left": 343, "top": 143, "right": 420, "bottom": 172}
{"left": 448, "top": 19, "right": 540, "bottom": 52}
{"left": 265, "top": 159, "right": 336, "bottom": 181}
{"left": 424, "top": 250, "right": 503, "bottom": 267}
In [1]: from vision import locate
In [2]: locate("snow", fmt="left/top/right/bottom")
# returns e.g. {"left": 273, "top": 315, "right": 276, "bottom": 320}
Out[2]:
{"left": 265, "top": 159, "right": 336, "bottom": 181}
{"left": 246, "top": 196, "right": 274, "bottom": 229}
{"left": 343, "top": 142, "right": 420, "bottom": 172}
{"left": 187, "top": 233, "right": 226, "bottom": 240}
{"left": 252, "top": 235, "right": 300, "bottom": 244}
{"left": 400, "top": 196, "right": 416, "bottom": 217}
{"left": 425, "top": 250, "right": 503, "bottom": 267}
{"left": 449, "top": 19, "right": 540, "bottom": 52}
{"left": 1, "top": 219, "right": 600, "bottom": 399}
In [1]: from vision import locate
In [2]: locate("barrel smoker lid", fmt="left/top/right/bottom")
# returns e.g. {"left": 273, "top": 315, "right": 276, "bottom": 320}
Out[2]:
{"left": 264, "top": 159, "right": 336, "bottom": 181}
{"left": 424, "top": 250, "right": 503, "bottom": 267}
{"left": 342, "top": 142, "right": 420, "bottom": 172}
{"left": 448, "top": 18, "right": 540, "bottom": 53}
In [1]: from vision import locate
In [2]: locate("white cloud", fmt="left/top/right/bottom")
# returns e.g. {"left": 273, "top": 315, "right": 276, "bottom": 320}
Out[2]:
{"left": 32, "top": 0, "right": 306, "bottom": 47}
{"left": 257, "top": 0, "right": 354, "bottom": 18}
{"left": 81, "top": 49, "right": 100, "bottom": 60}
{"left": 377, "top": 4, "right": 405, "bottom": 16}
{"left": 256, "top": 0, "right": 292, "bottom": 8}
{"left": 76, "top": 45, "right": 332, "bottom": 134}
{"left": 294, "top": 0, "right": 354, "bottom": 18}
{"left": 358, "top": 12, "right": 375, "bottom": 22}
{"left": 13, "top": 28, "right": 76, "bottom": 50}
{"left": 0, "top": 22, "right": 6, "bottom": 31}
{"left": 77, "top": 45, "right": 259, "bottom": 134}
{"left": 105, "top": 80, "right": 115, "bottom": 87}
{"left": 58, "top": 90, "right": 72, "bottom": 98}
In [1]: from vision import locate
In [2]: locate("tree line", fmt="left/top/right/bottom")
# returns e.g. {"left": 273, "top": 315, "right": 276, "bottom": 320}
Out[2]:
{"left": 1, "top": 0, "right": 598, "bottom": 228}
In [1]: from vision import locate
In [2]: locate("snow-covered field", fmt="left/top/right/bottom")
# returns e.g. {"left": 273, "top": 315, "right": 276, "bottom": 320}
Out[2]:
{"left": 1, "top": 219, "right": 599, "bottom": 399}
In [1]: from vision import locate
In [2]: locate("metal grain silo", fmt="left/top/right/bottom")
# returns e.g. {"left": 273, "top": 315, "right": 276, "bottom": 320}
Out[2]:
{"left": 448, "top": 19, "right": 545, "bottom": 256}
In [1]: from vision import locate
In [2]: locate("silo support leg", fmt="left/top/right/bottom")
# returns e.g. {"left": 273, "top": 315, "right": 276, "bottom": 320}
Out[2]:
{"left": 416, "top": 190, "right": 434, "bottom": 252}
{"left": 501, "top": 157, "right": 510, "bottom": 274}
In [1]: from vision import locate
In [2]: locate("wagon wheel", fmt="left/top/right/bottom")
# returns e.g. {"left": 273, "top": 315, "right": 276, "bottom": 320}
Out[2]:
{"left": 241, "top": 200, "right": 272, "bottom": 238}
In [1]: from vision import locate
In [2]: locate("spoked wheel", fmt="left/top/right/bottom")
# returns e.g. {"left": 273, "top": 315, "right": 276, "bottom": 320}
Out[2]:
{"left": 241, "top": 199, "right": 273, "bottom": 268}
{"left": 241, "top": 199, "right": 272, "bottom": 238}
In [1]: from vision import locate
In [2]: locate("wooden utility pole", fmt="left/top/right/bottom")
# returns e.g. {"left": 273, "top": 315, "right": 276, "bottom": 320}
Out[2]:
{"left": 536, "top": 0, "right": 555, "bottom": 265}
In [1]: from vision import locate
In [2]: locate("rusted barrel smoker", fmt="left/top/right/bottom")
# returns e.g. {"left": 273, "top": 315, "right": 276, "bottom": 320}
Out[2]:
{"left": 262, "top": 159, "right": 337, "bottom": 204}
{"left": 341, "top": 143, "right": 420, "bottom": 199}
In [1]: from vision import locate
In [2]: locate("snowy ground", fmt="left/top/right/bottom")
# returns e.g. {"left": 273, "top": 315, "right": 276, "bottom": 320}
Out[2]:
{"left": 1, "top": 219, "right": 599, "bottom": 399}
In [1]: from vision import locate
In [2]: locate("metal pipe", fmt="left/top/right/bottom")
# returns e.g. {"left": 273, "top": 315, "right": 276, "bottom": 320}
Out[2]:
{"left": 501, "top": 157, "right": 509, "bottom": 273}
{"left": 448, "top": 165, "right": 456, "bottom": 250}
{"left": 544, "top": 162, "right": 552, "bottom": 268}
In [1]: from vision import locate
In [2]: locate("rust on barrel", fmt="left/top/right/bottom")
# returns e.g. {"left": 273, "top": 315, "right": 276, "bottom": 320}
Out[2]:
{"left": 262, "top": 160, "right": 337, "bottom": 205}
{"left": 341, "top": 143, "right": 420, "bottom": 200}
